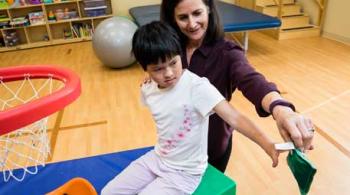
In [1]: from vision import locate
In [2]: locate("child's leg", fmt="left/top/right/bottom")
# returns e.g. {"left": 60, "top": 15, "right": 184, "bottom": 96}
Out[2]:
{"left": 138, "top": 151, "right": 202, "bottom": 195}
{"left": 101, "top": 151, "right": 157, "bottom": 195}
{"left": 139, "top": 177, "right": 189, "bottom": 195}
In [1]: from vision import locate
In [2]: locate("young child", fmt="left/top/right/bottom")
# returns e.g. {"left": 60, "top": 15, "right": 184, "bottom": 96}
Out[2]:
{"left": 101, "top": 21, "right": 279, "bottom": 195}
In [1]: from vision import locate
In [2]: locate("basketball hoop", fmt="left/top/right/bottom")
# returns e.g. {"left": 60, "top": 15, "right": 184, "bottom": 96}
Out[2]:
{"left": 0, "top": 65, "right": 81, "bottom": 182}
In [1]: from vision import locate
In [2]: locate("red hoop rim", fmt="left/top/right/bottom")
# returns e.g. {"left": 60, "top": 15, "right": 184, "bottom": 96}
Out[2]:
{"left": 0, "top": 65, "right": 81, "bottom": 136}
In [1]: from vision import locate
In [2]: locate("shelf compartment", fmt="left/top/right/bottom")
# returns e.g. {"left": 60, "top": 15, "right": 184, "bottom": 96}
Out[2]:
{"left": 71, "top": 19, "right": 92, "bottom": 38}
{"left": 9, "top": 6, "right": 44, "bottom": 19}
{"left": 3, "top": 28, "right": 28, "bottom": 47}
{"left": 49, "top": 22, "right": 72, "bottom": 40}
{"left": 45, "top": 2, "right": 79, "bottom": 21}
{"left": 26, "top": 25, "right": 50, "bottom": 43}
{"left": 79, "top": 0, "right": 111, "bottom": 18}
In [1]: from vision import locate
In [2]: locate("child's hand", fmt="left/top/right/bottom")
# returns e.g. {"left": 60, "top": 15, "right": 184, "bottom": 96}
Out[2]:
{"left": 266, "top": 143, "right": 280, "bottom": 168}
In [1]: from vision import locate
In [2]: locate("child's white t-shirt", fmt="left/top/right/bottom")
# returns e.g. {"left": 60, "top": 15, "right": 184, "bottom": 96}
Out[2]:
{"left": 141, "top": 70, "right": 224, "bottom": 174}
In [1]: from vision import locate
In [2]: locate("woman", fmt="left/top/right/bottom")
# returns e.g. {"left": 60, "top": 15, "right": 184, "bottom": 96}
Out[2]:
{"left": 160, "top": 0, "right": 314, "bottom": 172}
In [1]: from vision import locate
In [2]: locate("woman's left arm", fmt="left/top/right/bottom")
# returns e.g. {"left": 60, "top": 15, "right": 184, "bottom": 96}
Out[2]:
{"left": 261, "top": 91, "right": 314, "bottom": 151}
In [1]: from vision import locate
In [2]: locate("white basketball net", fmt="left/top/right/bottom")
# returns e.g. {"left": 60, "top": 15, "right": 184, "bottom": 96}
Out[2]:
{"left": 0, "top": 75, "right": 59, "bottom": 182}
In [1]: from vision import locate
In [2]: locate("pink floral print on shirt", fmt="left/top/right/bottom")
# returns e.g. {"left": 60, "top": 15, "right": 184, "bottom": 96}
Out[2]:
{"left": 160, "top": 104, "right": 193, "bottom": 155}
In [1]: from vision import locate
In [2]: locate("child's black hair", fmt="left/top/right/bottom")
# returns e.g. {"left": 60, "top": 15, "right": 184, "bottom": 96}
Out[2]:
{"left": 132, "top": 21, "right": 182, "bottom": 70}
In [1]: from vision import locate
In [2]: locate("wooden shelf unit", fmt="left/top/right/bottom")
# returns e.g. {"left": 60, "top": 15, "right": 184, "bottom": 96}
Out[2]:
{"left": 0, "top": 0, "right": 112, "bottom": 52}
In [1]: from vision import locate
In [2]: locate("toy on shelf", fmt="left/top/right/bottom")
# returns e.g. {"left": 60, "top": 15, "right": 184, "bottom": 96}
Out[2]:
{"left": 54, "top": 9, "right": 64, "bottom": 20}
{"left": 3, "top": 30, "right": 20, "bottom": 47}
{"left": 83, "top": 0, "right": 107, "bottom": 17}
{"left": 19, "top": 0, "right": 26, "bottom": 6}
{"left": 53, "top": 8, "right": 78, "bottom": 21}
{"left": 28, "top": 0, "right": 41, "bottom": 5}
{"left": 0, "top": 0, "right": 8, "bottom": 9}
{"left": 28, "top": 12, "right": 45, "bottom": 25}
{"left": 63, "top": 29, "right": 72, "bottom": 39}
{"left": 2, "top": 0, "right": 21, "bottom": 8}
{"left": 10, "top": 17, "right": 29, "bottom": 27}
{"left": 68, "top": 9, "right": 78, "bottom": 19}
{"left": 43, "top": 0, "right": 53, "bottom": 3}
{"left": 48, "top": 10, "right": 56, "bottom": 21}
{"left": 63, "top": 8, "right": 70, "bottom": 19}
{"left": 0, "top": 15, "right": 10, "bottom": 28}
{"left": 43, "top": 34, "right": 49, "bottom": 41}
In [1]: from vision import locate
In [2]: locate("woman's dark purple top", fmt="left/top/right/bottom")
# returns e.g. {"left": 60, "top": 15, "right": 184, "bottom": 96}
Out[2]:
{"left": 182, "top": 38, "right": 278, "bottom": 159}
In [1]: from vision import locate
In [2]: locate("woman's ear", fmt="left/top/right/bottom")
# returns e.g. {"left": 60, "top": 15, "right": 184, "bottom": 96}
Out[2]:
{"left": 206, "top": 6, "right": 210, "bottom": 13}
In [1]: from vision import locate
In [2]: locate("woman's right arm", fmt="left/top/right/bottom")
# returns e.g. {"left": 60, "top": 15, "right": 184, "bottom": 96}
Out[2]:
{"left": 228, "top": 48, "right": 314, "bottom": 151}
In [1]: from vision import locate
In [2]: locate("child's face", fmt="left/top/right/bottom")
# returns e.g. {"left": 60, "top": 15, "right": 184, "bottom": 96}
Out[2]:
{"left": 146, "top": 55, "right": 183, "bottom": 89}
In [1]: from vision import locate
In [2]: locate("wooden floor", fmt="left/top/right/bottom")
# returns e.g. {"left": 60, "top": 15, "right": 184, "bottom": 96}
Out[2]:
{"left": 1, "top": 31, "right": 350, "bottom": 194}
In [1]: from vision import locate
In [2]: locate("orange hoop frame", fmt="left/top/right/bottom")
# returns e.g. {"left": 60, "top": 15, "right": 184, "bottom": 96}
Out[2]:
{"left": 0, "top": 65, "right": 81, "bottom": 135}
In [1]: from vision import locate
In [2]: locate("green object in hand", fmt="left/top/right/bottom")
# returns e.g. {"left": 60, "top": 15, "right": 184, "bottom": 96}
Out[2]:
{"left": 287, "top": 149, "right": 317, "bottom": 195}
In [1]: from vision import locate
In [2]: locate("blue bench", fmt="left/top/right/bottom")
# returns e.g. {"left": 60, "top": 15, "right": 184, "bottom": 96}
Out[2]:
{"left": 0, "top": 147, "right": 236, "bottom": 195}
{"left": 129, "top": 1, "right": 281, "bottom": 51}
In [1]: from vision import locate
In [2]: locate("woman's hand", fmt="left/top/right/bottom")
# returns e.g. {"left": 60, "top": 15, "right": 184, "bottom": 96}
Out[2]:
{"left": 272, "top": 106, "right": 314, "bottom": 152}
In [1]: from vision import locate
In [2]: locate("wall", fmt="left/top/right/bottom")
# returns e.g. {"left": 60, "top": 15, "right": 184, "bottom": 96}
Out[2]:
{"left": 111, "top": 0, "right": 159, "bottom": 17}
{"left": 234, "top": 0, "right": 255, "bottom": 9}
{"left": 321, "top": 0, "right": 350, "bottom": 44}
{"left": 299, "top": 0, "right": 350, "bottom": 45}
{"left": 111, "top": 0, "right": 235, "bottom": 18}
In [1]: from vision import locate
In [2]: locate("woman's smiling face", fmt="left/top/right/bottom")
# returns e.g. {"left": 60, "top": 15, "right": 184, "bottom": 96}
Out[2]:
{"left": 174, "top": 0, "right": 209, "bottom": 45}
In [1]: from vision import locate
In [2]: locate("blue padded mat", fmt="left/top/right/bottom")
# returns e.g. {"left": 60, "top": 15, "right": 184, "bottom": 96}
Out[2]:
{"left": 129, "top": 1, "right": 281, "bottom": 32}
{"left": 0, "top": 147, "right": 153, "bottom": 195}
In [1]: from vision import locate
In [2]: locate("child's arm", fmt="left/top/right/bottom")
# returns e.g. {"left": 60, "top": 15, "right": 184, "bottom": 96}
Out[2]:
{"left": 213, "top": 100, "right": 279, "bottom": 167}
